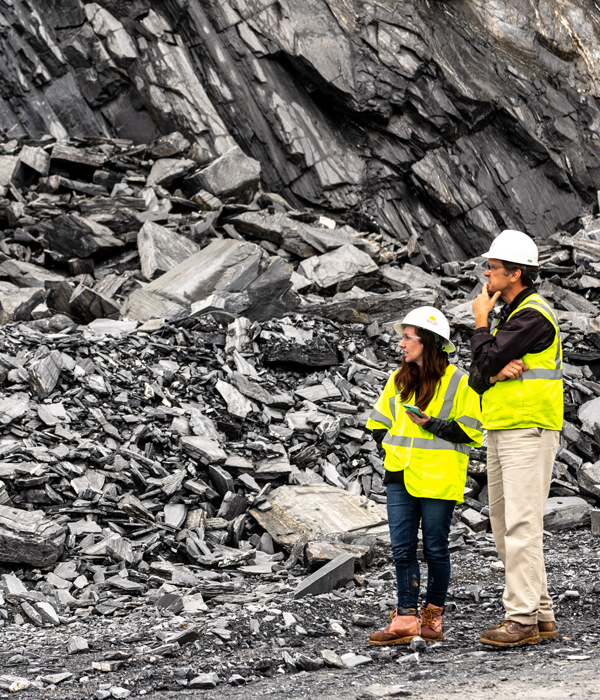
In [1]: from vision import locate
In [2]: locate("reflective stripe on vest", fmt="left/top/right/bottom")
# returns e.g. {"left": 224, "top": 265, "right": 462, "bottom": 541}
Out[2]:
{"left": 513, "top": 336, "right": 562, "bottom": 381}
{"left": 368, "top": 408, "right": 392, "bottom": 428}
{"left": 384, "top": 433, "right": 470, "bottom": 455}
{"left": 455, "top": 415, "right": 483, "bottom": 431}
{"left": 437, "top": 368, "right": 464, "bottom": 420}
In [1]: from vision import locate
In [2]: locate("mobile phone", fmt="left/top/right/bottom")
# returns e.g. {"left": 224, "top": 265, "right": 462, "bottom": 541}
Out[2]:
{"left": 403, "top": 403, "right": 424, "bottom": 417}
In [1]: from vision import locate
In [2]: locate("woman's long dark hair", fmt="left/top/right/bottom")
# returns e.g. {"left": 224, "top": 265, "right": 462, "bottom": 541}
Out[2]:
{"left": 395, "top": 327, "right": 449, "bottom": 411}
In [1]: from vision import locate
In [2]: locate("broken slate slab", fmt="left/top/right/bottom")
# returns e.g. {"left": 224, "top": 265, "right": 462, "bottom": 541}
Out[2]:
{"left": 460, "top": 508, "right": 489, "bottom": 533}
{"left": 381, "top": 262, "right": 442, "bottom": 291}
{"left": 0, "top": 505, "right": 66, "bottom": 566}
{"left": 120, "top": 239, "right": 268, "bottom": 321}
{"left": 67, "top": 636, "right": 89, "bottom": 654}
{"left": 298, "top": 244, "right": 378, "bottom": 289}
{"left": 37, "top": 214, "right": 124, "bottom": 258}
{"left": 35, "top": 600, "right": 60, "bottom": 625}
{"left": 321, "top": 649, "right": 346, "bottom": 669}
{"left": 2, "top": 573, "right": 30, "bottom": 599}
{"left": 215, "top": 379, "right": 254, "bottom": 419}
{"left": 0, "top": 393, "right": 29, "bottom": 425}
{"left": 137, "top": 220, "right": 200, "bottom": 280}
{"left": 341, "top": 652, "right": 373, "bottom": 668}
{"left": 181, "top": 436, "right": 226, "bottom": 464}
{"left": 148, "top": 131, "right": 191, "bottom": 158}
{"left": 146, "top": 158, "right": 195, "bottom": 187}
{"left": 357, "top": 684, "right": 413, "bottom": 699}
{"left": 306, "top": 540, "right": 374, "bottom": 569}
{"left": 17, "top": 145, "right": 50, "bottom": 176}
{"left": 0, "top": 676, "right": 29, "bottom": 692}
{"left": 208, "top": 465, "right": 235, "bottom": 497}
{"left": 578, "top": 396, "right": 600, "bottom": 434}
{"left": 577, "top": 461, "right": 600, "bottom": 500}
{"left": 37, "top": 402, "right": 69, "bottom": 426}
{"left": 294, "top": 552, "right": 355, "bottom": 599}
{"left": 544, "top": 496, "right": 591, "bottom": 531}
{"left": 195, "top": 146, "right": 260, "bottom": 198}
{"left": 250, "top": 484, "right": 387, "bottom": 547}
{"left": 188, "top": 673, "right": 220, "bottom": 690}
{"left": 0, "top": 155, "right": 18, "bottom": 186}
{"left": 156, "top": 593, "right": 184, "bottom": 614}
{"left": 28, "top": 350, "right": 63, "bottom": 398}
{"left": 164, "top": 503, "right": 187, "bottom": 529}
{"left": 301, "top": 287, "right": 441, "bottom": 325}
{"left": 106, "top": 536, "right": 138, "bottom": 565}
{"left": 295, "top": 378, "right": 342, "bottom": 403}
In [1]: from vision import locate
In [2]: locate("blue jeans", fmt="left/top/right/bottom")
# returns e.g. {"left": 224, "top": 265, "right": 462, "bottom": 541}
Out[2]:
{"left": 387, "top": 474, "right": 455, "bottom": 609}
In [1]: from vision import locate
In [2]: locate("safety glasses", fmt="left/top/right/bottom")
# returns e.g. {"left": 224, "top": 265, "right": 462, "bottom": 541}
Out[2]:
{"left": 485, "top": 263, "right": 505, "bottom": 271}
{"left": 400, "top": 333, "right": 421, "bottom": 343}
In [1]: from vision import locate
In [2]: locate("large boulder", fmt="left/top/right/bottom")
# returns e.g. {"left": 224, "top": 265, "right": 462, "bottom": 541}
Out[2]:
{"left": 298, "top": 244, "right": 378, "bottom": 290}
{"left": 121, "top": 239, "right": 271, "bottom": 321}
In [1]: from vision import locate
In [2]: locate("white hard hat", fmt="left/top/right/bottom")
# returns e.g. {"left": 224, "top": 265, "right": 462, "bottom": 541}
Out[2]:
{"left": 482, "top": 229, "right": 539, "bottom": 266}
{"left": 393, "top": 306, "right": 456, "bottom": 353}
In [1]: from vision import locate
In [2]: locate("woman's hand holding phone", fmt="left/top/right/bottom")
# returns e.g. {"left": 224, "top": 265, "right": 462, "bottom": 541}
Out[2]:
{"left": 403, "top": 404, "right": 430, "bottom": 426}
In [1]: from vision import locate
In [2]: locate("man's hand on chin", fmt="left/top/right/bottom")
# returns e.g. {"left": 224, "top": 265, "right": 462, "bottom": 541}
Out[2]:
{"left": 472, "top": 284, "right": 501, "bottom": 329}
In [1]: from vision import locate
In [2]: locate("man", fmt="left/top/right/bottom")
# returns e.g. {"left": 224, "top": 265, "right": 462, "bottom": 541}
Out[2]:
{"left": 469, "top": 229, "right": 563, "bottom": 648}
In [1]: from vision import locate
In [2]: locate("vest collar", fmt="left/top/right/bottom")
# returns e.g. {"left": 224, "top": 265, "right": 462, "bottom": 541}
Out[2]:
{"left": 497, "top": 286, "right": 537, "bottom": 330}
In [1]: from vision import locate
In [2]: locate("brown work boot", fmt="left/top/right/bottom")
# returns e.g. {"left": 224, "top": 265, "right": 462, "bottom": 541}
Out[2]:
{"left": 420, "top": 604, "right": 444, "bottom": 641}
{"left": 538, "top": 621, "right": 558, "bottom": 639}
{"left": 369, "top": 608, "right": 420, "bottom": 646}
{"left": 479, "top": 620, "right": 540, "bottom": 648}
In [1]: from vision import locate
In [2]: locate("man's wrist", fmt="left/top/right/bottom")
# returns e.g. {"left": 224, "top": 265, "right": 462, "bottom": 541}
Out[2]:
{"left": 474, "top": 312, "right": 489, "bottom": 328}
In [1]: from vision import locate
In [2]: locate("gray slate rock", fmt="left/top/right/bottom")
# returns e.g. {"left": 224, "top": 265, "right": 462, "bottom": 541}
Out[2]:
{"left": 120, "top": 239, "right": 268, "bottom": 322}
{"left": 298, "top": 244, "right": 378, "bottom": 289}
{"left": 137, "top": 220, "right": 200, "bottom": 280}
{"left": 147, "top": 158, "right": 195, "bottom": 187}
{"left": 544, "top": 496, "right": 591, "bottom": 531}
{"left": 196, "top": 146, "right": 260, "bottom": 198}
{"left": 0, "top": 505, "right": 66, "bottom": 566}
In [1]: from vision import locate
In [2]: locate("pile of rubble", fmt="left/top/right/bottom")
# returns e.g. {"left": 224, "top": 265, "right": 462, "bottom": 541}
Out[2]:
{"left": 0, "top": 134, "right": 439, "bottom": 329}
{"left": 0, "top": 134, "right": 600, "bottom": 693}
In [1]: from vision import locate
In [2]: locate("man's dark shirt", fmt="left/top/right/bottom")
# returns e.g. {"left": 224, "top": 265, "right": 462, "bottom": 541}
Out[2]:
{"left": 468, "top": 287, "right": 556, "bottom": 395}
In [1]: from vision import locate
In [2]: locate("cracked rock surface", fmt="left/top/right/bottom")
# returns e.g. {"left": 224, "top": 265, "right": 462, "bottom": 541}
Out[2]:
{"left": 1, "top": 1, "right": 600, "bottom": 255}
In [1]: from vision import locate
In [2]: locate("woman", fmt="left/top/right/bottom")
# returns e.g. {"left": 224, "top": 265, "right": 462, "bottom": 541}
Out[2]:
{"left": 366, "top": 306, "right": 483, "bottom": 645}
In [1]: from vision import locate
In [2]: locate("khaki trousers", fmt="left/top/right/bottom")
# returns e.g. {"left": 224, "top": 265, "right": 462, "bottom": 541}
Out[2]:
{"left": 487, "top": 427, "right": 559, "bottom": 625}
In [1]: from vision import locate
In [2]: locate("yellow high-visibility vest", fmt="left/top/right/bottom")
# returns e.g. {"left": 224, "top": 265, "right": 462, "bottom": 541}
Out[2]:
{"left": 366, "top": 364, "right": 483, "bottom": 502}
{"left": 482, "top": 293, "right": 563, "bottom": 431}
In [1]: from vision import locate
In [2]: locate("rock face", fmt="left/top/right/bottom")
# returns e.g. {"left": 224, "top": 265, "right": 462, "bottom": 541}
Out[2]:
{"left": 1, "top": 0, "right": 600, "bottom": 257}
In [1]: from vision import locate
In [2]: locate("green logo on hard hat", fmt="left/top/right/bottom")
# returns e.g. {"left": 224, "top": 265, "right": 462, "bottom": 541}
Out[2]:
{"left": 527, "top": 258, "right": 532, "bottom": 262}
